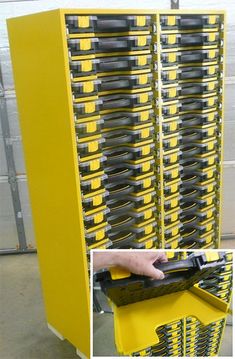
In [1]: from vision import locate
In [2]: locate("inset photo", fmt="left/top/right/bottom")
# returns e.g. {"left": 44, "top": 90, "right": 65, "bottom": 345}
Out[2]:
{"left": 92, "top": 250, "right": 233, "bottom": 357}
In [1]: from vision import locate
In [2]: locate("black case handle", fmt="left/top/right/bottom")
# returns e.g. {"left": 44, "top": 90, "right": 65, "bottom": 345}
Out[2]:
{"left": 104, "top": 133, "right": 132, "bottom": 146}
{"left": 101, "top": 79, "right": 130, "bottom": 91}
{"left": 102, "top": 98, "right": 130, "bottom": 109}
{"left": 107, "top": 198, "right": 134, "bottom": 215}
{"left": 179, "top": 17, "right": 203, "bottom": 28}
{"left": 99, "top": 60, "right": 129, "bottom": 71}
{"left": 180, "top": 52, "right": 204, "bottom": 63}
{"left": 155, "top": 259, "right": 195, "bottom": 273}
{"left": 180, "top": 34, "right": 204, "bottom": 46}
{"left": 110, "top": 231, "right": 136, "bottom": 249}
{"left": 107, "top": 183, "right": 134, "bottom": 198}
{"left": 106, "top": 167, "right": 133, "bottom": 182}
{"left": 181, "top": 100, "right": 201, "bottom": 111}
{"left": 98, "top": 38, "right": 129, "bottom": 50}
{"left": 181, "top": 68, "right": 204, "bottom": 80}
{"left": 108, "top": 214, "right": 135, "bottom": 231}
{"left": 181, "top": 83, "right": 205, "bottom": 96}
{"left": 96, "top": 19, "right": 127, "bottom": 30}
{"left": 103, "top": 116, "right": 132, "bottom": 128}
{"left": 105, "top": 150, "right": 133, "bottom": 164}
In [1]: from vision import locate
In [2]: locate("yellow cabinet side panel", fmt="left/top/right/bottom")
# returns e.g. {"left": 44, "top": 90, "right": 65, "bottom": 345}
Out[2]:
{"left": 7, "top": 9, "right": 90, "bottom": 357}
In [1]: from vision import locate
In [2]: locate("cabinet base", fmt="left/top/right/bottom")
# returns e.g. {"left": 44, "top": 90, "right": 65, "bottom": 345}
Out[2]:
{"left": 47, "top": 323, "right": 65, "bottom": 341}
{"left": 47, "top": 323, "right": 88, "bottom": 358}
{"left": 76, "top": 348, "right": 88, "bottom": 359}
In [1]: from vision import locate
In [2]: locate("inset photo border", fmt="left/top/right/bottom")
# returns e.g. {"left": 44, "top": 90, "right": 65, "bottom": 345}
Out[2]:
{"left": 90, "top": 249, "right": 233, "bottom": 358}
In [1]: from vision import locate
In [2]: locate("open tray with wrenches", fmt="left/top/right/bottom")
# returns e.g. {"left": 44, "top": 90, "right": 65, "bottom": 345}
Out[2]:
{"left": 96, "top": 252, "right": 226, "bottom": 306}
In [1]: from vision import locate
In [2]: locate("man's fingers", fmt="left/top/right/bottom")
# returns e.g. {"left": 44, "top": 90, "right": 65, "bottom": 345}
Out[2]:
{"left": 151, "top": 253, "right": 168, "bottom": 267}
{"left": 144, "top": 265, "right": 165, "bottom": 280}
{"left": 156, "top": 252, "right": 168, "bottom": 263}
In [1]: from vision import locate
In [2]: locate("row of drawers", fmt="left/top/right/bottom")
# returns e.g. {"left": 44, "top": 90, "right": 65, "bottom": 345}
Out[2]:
{"left": 151, "top": 319, "right": 184, "bottom": 357}
{"left": 71, "top": 93, "right": 220, "bottom": 120}
{"left": 160, "top": 65, "right": 221, "bottom": 84}
{"left": 162, "top": 128, "right": 218, "bottom": 151}
{"left": 162, "top": 214, "right": 216, "bottom": 248}
{"left": 69, "top": 49, "right": 220, "bottom": 80}
{"left": 158, "top": 164, "right": 220, "bottom": 249}
{"left": 71, "top": 76, "right": 221, "bottom": 100}
{"left": 65, "top": 16, "right": 160, "bottom": 250}
{"left": 161, "top": 111, "right": 218, "bottom": 136}
{"left": 75, "top": 110, "right": 219, "bottom": 142}
{"left": 65, "top": 14, "right": 221, "bottom": 35}
{"left": 131, "top": 319, "right": 184, "bottom": 357}
{"left": 101, "top": 109, "right": 157, "bottom": 249}
{"left": 64, "top": 13, "right": 223, "bottom": 249}
{"left": 67, "top": 34, "right": 221, "bottom": 58}
{"left": 72, "top": 94, "right": 219, "bottom": 123}
{"left": 157, "top": 30, "right": 221, "bottom": 247}
{"left": 83, "top": 168, "right": 218, "bottom": 211}
{"left": 76, "top": 126, "right": 219, "bottom": 163}
{"left": 199, "top": 255, "right": 233, "bottom": 302}
{"left": 132, "top": 317, "right": 224, "bottom": 357}
{"left": 68, "top": 21, "right": 160, "bottom": 250}
{"left": 185, "top": 317, "right": 225, "bottom": 357}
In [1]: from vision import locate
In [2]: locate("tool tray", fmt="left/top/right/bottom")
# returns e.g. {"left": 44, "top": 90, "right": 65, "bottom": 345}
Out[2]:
{"left": 68, "top": 35, "right": 152, "bottom": 56}
{"left": 161, "top": 65, "right": 219, "bottom": 82}
{"left": 96, "top": 252, "right": 226, "bottom": 306}
{"left": 167, "top": 81, "right": 219, "bottom": 98}
{"left": 97, "top": 55, "right": 152, "bottom": 73}
{"left": 160, "top": 15, "right": 220, "bottom": 30}
{"left": 161, "top": 32, "right": 219, "bottom": 48}
{"left": 69, "top": 55, "right": 152, "bottom": 79}
{"left": 102, "top": 110, "right": 154, "bottom": 128}
{"left": 66, "top": 15, "right": 152, "bottom": 34}
{"left": 161, "top": 49, "right": 219, "bottom": 65}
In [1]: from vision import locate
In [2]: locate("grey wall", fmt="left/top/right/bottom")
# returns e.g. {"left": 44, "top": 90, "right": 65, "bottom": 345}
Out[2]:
{"left": 0, "top": 0, "right": 234, "bottom": 250}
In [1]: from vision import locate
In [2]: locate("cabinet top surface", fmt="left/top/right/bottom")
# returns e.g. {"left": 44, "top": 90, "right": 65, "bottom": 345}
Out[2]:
{"left": 7, "top": 8, "right": 225, "bottom": 22}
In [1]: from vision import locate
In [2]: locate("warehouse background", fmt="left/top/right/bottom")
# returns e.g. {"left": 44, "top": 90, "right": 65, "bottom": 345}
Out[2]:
{"left": 0, "top": 0, "right": 235, "bottom": 253}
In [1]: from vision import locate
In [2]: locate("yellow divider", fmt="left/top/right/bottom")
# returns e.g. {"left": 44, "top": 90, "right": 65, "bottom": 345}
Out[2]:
{"left": 113, "top": 288, "right": 229, "bottom": 355}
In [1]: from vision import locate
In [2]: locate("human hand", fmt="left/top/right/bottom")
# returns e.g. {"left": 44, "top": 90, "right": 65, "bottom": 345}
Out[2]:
{"left": 93, "top": 251, "right": 168, "bottom": 280}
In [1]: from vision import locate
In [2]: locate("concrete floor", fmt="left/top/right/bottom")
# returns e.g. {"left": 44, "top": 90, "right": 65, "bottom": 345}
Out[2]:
{"left": 0, "top": 254, "right": 78, "bottom": 359}
{"left": 0, "top": 254, "right": 233, "bottom": 358}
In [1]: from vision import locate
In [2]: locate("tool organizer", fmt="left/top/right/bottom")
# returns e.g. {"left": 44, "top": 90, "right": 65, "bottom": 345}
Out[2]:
{"left": 8, "top": 10, "right": 225, "bottom": 251}
{"left": 68, "top": 11, "right": 224, "bottom": 250}
{"left": 7, "top": 9, "right": 225, "bottom": 357}
{"left": 96, "top": 251, "right": 232, "bottom": 357}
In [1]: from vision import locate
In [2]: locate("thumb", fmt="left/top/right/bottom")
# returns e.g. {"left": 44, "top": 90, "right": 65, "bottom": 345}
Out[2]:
{"left": 144, "top": 264, "right": 165, "bottom": 280}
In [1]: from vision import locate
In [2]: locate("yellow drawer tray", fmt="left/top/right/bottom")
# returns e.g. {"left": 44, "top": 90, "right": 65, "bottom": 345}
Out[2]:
{"left": 113, "top": 286, "right": 229, "bottom": 356}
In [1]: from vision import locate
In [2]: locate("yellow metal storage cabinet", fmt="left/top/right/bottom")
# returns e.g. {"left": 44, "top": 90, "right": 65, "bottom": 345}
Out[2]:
{"left": 97, "top": 251, "right": 232, "bottom": 356}
{"left": 8, "top": 10, "right": 226, "bottom": 253}
{"left": 7, "top": 9, "right": 225, "bottom": 357}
